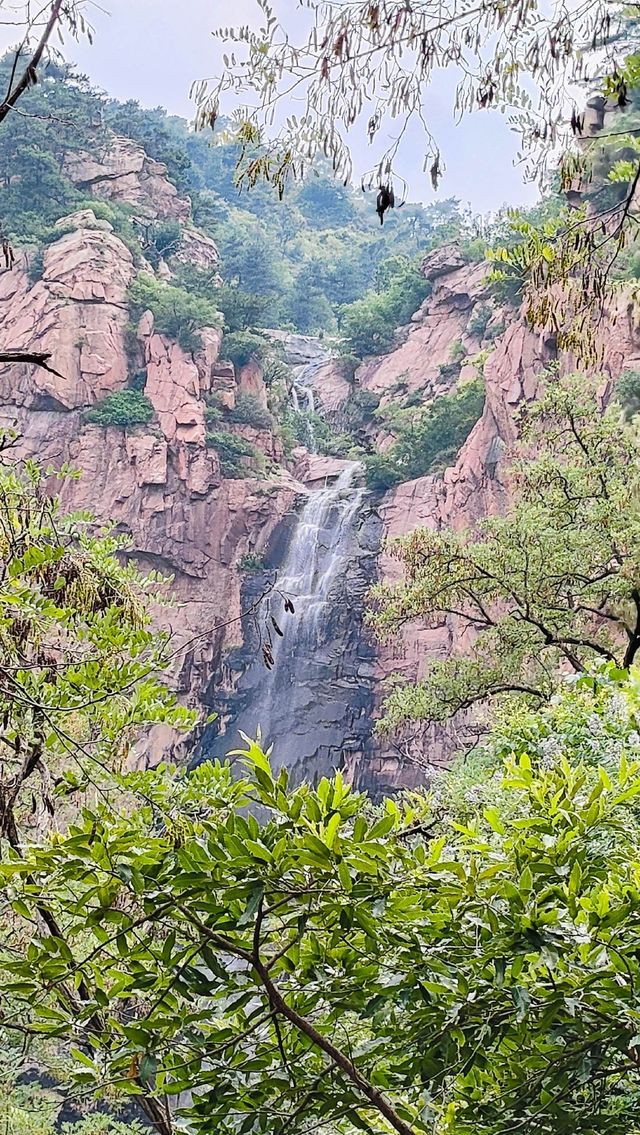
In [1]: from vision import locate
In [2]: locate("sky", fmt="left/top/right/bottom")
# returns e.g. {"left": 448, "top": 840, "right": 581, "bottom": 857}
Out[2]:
{"left": 4, "top": 0, "right": 540, "bottom": 214}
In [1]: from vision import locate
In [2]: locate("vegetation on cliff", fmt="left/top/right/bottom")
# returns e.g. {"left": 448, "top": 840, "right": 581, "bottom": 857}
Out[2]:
{"left": 370, "top": 374, "right": 640, "bottom": 731}
{"left": 364, "top": 378, "right": 485, "bottom": 490}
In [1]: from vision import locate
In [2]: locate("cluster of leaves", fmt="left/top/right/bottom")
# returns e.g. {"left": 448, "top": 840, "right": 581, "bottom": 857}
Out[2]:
{"left": 278, "top": 405, "right": 357, "bottom": 460}
{"left": 369, "top": 373, "right": 640, "bottom": 732}
{"left": 364, "top": 378, "right": 485, "bottom": 490}
{"left": 206, "top": 429, "right": 260, "bottom": 477}
{"left": 86, "top": 390, "right": 155, "bottom": 429}
{"left": 6, "top": 670, "right": 640, "bottom": 1134}
{"left": 237, "top": 551, "right": 267, "bottom": 572}
{"left": 127, "top": 273, "right": 221, "bottom": 352}
{"left": 616, "top": 368, "right": 640, "bottom": 419}
{"left": 338, "top": 254, "right": 432, "bottom": 358}
{"left": 228, "top": 393, "right": 273, "bottom": 431}
{"left": 221, "top": 330, "right": 272, "bottom": 370}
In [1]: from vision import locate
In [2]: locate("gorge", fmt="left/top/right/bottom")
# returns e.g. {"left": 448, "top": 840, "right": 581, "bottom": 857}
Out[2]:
{"left": 1, "top": 62, "right": 638, "bottom": 797}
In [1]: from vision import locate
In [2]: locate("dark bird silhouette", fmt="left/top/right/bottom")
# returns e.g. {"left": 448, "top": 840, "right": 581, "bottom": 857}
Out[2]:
{"left": 376, "top": 185, "right": 395, "bottom": 225}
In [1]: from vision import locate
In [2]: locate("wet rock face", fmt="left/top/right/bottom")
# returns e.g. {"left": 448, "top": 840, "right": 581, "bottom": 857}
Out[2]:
{"left": 197, "top": 467, "right": 383, "bottom": 788}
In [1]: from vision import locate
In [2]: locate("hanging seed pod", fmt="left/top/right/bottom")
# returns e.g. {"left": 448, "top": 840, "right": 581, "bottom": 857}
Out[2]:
{"left": 271, "top": 616, "right": 284, "bottom": 637}
{"left": 284, "top": 597, "right": 295, "bottom": 614}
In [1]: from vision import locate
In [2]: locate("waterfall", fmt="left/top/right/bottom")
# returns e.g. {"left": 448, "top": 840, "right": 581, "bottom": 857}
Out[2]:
{"left": 290, "top": 359, "right": 323, "bottom": 454}
{"left": 268, "top": 462, "right": 366, "bottom": 658}
{"left": 201, "top": 461, "right": 377, "bottom": 782}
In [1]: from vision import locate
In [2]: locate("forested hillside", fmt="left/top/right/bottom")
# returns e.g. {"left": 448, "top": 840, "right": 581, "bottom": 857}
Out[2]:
{"left": 0, "top": 54, "right": 488, "bottom": 356}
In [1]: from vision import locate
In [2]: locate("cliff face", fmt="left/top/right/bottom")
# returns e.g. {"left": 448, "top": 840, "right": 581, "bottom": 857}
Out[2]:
{"left": 305, "top": 247, "right": 640, "bottom": 790}
{"left": 0, "top": 188, "right": 303, "bottom": 764}
{"left": 3, "top": 131, "right": 639, "bottom": 791}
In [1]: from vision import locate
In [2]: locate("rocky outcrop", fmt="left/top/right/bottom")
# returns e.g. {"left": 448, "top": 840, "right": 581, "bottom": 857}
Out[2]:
{"left": 344, "top": 255, "right": 640, "bottom": 788}
{"left": 0, "top": 211, "right": 134, "bottom": 409}
{"left": 0, "top": 209, "right": 304, "bottom": 765}
{"left": 64, "top": 134, "right": 191, "bottom": 221}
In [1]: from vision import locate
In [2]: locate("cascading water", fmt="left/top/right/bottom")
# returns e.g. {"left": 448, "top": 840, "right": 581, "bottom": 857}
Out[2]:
{"left": 290, "top": 358, "right": 322, "bottom": 453}
{"left": 200, "top": 461, "right": 380, "bottom": 783}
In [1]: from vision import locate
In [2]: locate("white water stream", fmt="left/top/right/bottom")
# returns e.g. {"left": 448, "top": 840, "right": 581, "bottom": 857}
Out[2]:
{"left": 214, "top": 461, "right": 368, "bottom": 771}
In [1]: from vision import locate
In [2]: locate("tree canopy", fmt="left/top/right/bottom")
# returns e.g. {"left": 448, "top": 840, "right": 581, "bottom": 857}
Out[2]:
{"left": 5, "top": 668, "right": 640, "bottom": 1135}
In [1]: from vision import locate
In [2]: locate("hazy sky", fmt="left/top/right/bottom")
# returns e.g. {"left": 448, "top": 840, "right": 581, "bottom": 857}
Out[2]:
{"left": 10, "top": 0, "right": 541, "bottom": 214}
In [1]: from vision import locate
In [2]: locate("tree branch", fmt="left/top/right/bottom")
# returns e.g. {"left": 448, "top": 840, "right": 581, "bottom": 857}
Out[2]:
{"left": 182, "top": 904, "right": 417, "bottom": 1135}
{"left": 0, "top": 1, "right": 64, "bottom": 127}
{"left": 0, "top": 351, "right": 64, "bottom": 378}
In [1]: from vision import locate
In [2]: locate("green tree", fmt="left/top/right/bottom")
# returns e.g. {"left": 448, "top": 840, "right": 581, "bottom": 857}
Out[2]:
{"left": 0, "top": 444, "right": 194, "bottom": 1130}
{"left": 364, "top": 377, "right": 485, "bottom": 489}
{"left": 6, "top": 669, "right": 640, "bottom": 1134}
{"left": 87, "top": 390, "right": 155, "bottom": 428}
{"left": 369, "top": 374, "right": 640, "bottom": 731}
{"left": 127, "top": 273, "right": 221, "bottom": 352}
{"left": 339, "top": 254, "right": 431, "bottom": 358}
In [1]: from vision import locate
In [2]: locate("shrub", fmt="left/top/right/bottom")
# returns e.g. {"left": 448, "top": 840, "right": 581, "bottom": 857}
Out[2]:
{"left": 364, "top": 378, "right": 485, "bottom": 489}
{"left": 339, "top": 257, "right": 431, "bottom": 359}
{"left": 26, "top": 248, "right": 44, "bottom": 285}
{"left": 221, "top": 330, "right": 270, "bottom": 369}
{"left": 205, "top": 400, "right": 224, "bottom": 427}
{"left": 238, "top": 551, "right": 266, "bottom": 572}
{"left": 150, "top": 218, "right": 182, "bottom": 259}
{"left": 128, "top": 272, "right": 221, "bottom": 352}
{"left": 450, "top": 338, "right": 467, "bottom": 363}
{"left": 229, "top": 392, "right": 273, "bottom": 430}
{"left": 439, "top": 338, "right": 467, "bottom": 379}
{"left": 616, "top": 368, "right": 640, "bottom": 420}
{"left": 86, "top": 389, "right": 154, "bottom": 429}
{"left": 466, "top": 302, "right": 493, "bottom": 338}
{"left": 206, "top": 430, "right": 258, "bottom": 478}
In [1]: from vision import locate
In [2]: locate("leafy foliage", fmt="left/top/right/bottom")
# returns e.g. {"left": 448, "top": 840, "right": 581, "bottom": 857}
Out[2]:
{"left": 229, "top": 393, "right": 273, "bottom": 430}
{"left": 364, "top": 378, "right": 485, "bottom": 489}
{"left": 86, "top": 390, "right": 154, "bottom": 429}
{"left": 369, "top": 374, "right": 640, "bottom": 731}
{"left": 6, "top": 675, "right": 640, "bottom": 1134}
{"left": 127, "top": 273, "right": 221, "bottom": 352}
{"left": 339, "top": 255, "right": 431, "bottom": 358}
{"left": 221, "top": 330, "right": 271, "bottom": 369}
{"left": 206, "top": 430, "right": 259, "bottom": 477}
{"left": 615, "top": 368, "right": 640, "bottom": 420}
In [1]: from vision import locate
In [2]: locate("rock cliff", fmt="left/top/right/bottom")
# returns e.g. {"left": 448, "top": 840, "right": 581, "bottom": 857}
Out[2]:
{"left": 0, "top": 201, "right": 303, "bottom": 764}
{"left": 3, "top": 131, "right": 638, "bottom": 792}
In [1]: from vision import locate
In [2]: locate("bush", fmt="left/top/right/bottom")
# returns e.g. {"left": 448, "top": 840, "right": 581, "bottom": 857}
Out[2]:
{"left": 221, "top": 330, "right": 270, "bottom": 369}
{"left": 466, "top": 302, "right": 493, "bottom": 338}
{"left": 616, "top": 369, "right": 640, "bottom": 420}
{"left": 229, "top": 392, "right": 273, "bottom": 430}
{"left": 206, "top": 430, "right": 258, "bottom": 478}
{"left": 150, "top": 218, "right": 182, "bottom": 259}
{"left": 26, "top": 248, "right": 44, "bottom": 285}
{"left": 339, "top": 256, "right": 431, "bottom": 359}
{"left": 238, "top": 551, "right": 266, "bottom": 572}
{"left": 364, "top": 379, "right": 485, "bottom": 490}
{"left": 86, "top": 389, "right": 154, "bottom": 428}
{"left": 128, "top": 272, "right": 221, "bottom": 352}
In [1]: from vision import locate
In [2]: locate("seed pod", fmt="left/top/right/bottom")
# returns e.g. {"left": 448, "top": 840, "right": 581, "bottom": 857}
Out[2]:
{"left": 271, "top": 616, "right": 284, "bottom": 637}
